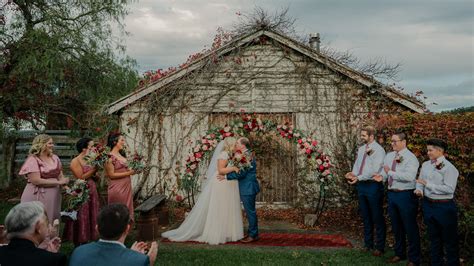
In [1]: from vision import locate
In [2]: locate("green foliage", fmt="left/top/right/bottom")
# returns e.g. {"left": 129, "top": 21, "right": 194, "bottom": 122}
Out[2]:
{"left": 441, "top": 106, "right": 474, "bottom": 114}
{"left": 1, "top": 0, "right": 138, "bottom": 130}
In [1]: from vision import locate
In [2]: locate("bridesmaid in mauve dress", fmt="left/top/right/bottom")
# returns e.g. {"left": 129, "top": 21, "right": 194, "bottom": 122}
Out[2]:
{"left": 19, "top": 134, "right": 69, "bottom": 224}
{"left": 104, "top": 133, "right": 136, "bottom": 220}
{"left": 63, "top": 138, "right": 100, "bottom": 246}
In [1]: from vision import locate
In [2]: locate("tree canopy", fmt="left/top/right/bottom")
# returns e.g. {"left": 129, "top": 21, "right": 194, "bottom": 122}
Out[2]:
{"left": 1, "top": 0, "right": 138, "bottom": 130}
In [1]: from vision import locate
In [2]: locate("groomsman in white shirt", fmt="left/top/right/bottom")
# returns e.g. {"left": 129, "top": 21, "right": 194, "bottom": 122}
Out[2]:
{"left": 374, "top": 132, "right": 420, "bottom": 265}
{"left": 415, "top": 139, "right": 460, "bottom": 266}
{"left": 345, "top": 125, "right": 386, "bottom": 256}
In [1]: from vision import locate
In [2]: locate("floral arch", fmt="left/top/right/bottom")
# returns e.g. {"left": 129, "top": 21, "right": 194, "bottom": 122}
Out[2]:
{"left": 178, "top": 112, "right": 334, "bottom": 219}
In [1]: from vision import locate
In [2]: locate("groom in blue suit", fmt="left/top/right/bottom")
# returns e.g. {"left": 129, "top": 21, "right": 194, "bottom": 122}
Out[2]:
{"left": 219, "top": 137, "right": 260, "bottom": 243}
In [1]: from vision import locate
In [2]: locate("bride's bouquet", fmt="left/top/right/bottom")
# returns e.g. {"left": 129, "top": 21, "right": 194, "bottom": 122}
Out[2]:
{"left": 61, "top": 179, "right": 90, "bottom": 220}
{"left": 84, "top": 143, "right": 110, "bottom": 168}
{"left": 229, "top": 150, "right": 253, "bottom": 171}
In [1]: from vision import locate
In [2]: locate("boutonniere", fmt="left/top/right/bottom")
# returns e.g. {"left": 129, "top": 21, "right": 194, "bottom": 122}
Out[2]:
{"left": 366, "top": 147, "right": 374, "bottom": 156}
{"left": 395, "top": 154, "right": 404, "bottom": 164}
{"left": 435, "top": 161, "right": 445, "bottom": 170}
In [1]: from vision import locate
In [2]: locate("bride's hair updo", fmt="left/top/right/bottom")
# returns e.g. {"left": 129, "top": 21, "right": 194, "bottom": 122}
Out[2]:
{"left": 223, "top": 137, "right": 237, "bottom": 153}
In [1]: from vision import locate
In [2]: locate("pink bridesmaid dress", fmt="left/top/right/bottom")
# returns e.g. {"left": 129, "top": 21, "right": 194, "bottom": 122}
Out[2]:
{"left": 63, "top": 165, "right": 99, "bottom": 244}
{"left": 108, "top": 155, "right": 134, "bottom": 220}
{"left": 19, "top": 155, "right": 62, "bottom": 223}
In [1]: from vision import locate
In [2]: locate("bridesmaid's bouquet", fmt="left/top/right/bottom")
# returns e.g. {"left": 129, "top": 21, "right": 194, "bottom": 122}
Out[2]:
{"left": 61, "top": 179, "right": 90, "bottom": 220}
{"left": 128, "top": 152, "right": 145, "bottom": 172}
{"left": 229, "top": 150, "right": 253, "bottom": 171}
{"left": 84, "top": 143, "right": 110, "bottom": 168}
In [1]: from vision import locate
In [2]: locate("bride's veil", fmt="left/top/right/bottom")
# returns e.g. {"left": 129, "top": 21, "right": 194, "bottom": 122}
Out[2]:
{"left": 161, "top": 140, "right": 227, "bottom": 241}
{"left": 201, "top": 140, "right": 225, "bottom": 187}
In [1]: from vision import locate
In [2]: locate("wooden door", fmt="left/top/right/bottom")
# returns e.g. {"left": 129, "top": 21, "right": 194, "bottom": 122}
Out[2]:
{"left": 209, "top": 113, "right": 297, "bottom": 204}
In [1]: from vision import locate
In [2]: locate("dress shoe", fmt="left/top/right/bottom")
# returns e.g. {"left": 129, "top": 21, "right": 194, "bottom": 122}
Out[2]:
{"left": 387, "top": 256, "right": 405, "bottom": 264}
{"left": 240, "top": 236, "right": 259, "bottom": 243}
{"left": 372, "top": 250, "right": 384, "bottom": 257}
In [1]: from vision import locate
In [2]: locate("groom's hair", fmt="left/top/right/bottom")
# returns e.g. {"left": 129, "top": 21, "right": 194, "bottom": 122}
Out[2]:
{"left": 97, "top": 204, "right": 130, "bottom": 240}
{"left": 239, "top": 137, "right": 250, "bottom": 148}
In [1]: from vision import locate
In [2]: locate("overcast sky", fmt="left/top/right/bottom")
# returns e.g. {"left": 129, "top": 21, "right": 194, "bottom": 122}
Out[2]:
{"left": 122, "top": 0, "right": 473, "bottom": 112}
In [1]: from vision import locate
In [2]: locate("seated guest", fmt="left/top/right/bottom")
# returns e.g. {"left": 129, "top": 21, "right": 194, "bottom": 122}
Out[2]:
{"left": 69, "top": 203, "right": 158, "bottom": 266}
{"left": 0, "top": 201, "right": 67, "bottom": 266}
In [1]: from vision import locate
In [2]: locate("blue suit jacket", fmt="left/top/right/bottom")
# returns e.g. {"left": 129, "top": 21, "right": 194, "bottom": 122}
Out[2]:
{"left": 69, "top": 241, "right": 149, "bottom": 266}
{"left": 227, "top": 156, "right": 260, "bottom": 196}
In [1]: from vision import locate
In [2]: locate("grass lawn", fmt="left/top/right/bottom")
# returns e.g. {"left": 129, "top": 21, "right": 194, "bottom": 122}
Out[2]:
{"left": 152, "top": 243, "right": 405, "bottom": 266}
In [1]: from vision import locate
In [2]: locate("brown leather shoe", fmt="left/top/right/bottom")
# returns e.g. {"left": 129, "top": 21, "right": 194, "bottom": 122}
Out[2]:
{"left": 387, "top": 256, "right": 404, "bottom": 264}
{"left": 240, "top": 236, "right": 259, "bottom": 243}
{"left": 372, "top": 250, "right": 384, "bottom": 257}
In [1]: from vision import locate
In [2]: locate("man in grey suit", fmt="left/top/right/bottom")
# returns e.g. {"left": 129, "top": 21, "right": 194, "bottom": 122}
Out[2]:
{"left": 69, "top": 204, "right": 158, "bottom": 266}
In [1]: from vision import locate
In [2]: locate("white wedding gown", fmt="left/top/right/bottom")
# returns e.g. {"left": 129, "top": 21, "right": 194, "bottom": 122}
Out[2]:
{"left": 162, "top": 142, "right": 244, "bottom": 245}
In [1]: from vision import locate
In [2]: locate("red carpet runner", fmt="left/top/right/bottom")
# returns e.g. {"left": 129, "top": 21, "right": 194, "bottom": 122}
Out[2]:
{"left": 162, "top": 233, "right": 352, "bottom": 248}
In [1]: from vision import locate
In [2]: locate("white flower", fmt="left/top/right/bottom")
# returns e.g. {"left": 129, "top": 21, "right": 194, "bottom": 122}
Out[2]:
{"left": 316, "top": 159, "right": 323, "bottom": 165}
{"left": 202, "top": 145, "right": 209, "bottom": 151}
{"left": 323, "top": 162, "right": 329, "bottom": 168}
{"left": 320, "top": 178, "right": 325, "bottom": 182}
{"left": 294, "top": 133, "right": 300, "bottom": 138}
{"left": 322, "top": 170, "right": 330, "bottom": 176}
{"left": 190, "top": 156, "right": 196, "bottom": 162}
{"left": 224, "top": 126, "right": 231, "bottom": 132}
{"left": 238, "top": 123, "right": 243, "bottom": 127}
{"left": 194, "top": 146, "right": 200, "bottom": 152}
{"left": 282, "top": 125, "right": 287, "bottom": 130}
{"left": 190, "top": 164, "right": 197, "bottom": 170}
{"left": 277, "top": 125, "right": 282, "bottom": 129}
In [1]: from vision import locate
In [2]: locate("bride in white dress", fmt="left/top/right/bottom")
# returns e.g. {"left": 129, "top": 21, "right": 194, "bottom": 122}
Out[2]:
{"left": 162, "top": 137, "right": 244, "bottom": 245}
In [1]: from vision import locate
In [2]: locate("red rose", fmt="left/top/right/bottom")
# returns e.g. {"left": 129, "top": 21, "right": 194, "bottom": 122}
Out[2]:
{"left": 297, "top": 139, "right": 303, "bottom": 144}
{"left": 312, "top": 140, "right": 318, "bottom": 146}
{"left": 300, "top": 145, "right": 305, "bottom": 149}
{"left": 75, "top": 188, "right": 82, "bottom": 194}
{"left": 319, "top": 165, "right": 325, "bottom": 171}
{"left": 305, "top": 148, "right": 312, "bottom": 154}
{"left": 195, "top": 153, "right": 202, "bottom": 158}
{"left": 175, "top": 195, "right": 183, "bottom": 202}
{"left": 240, "top": 158, "right": 247, "bottom": 164}
{"left": 287, "top": 134, "right": 293, "bottom": 139}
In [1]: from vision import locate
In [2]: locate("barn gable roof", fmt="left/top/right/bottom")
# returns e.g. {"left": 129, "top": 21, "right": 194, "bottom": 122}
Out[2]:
{"left": 107, "top": 29, "right": 425, "bottom": 114}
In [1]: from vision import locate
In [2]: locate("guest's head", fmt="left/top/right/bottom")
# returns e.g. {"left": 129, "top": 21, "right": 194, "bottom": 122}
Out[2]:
{"left": 76, "top": 137, "right": 93, "bottom": 154}
{"left": 391, "top": 131, "right": 407, "bottom": 152}
{"left": 426, "top": 138, "right": 447, "bottom": 160}
{"left": 236, "top": 137, "right": 250, "bottom": 151}
{"left": 107, "top": 132, "right": 126, "bottom": 151}
{"left": 97, "top": 204, "right": 131, "bottom": 242}
{"left": 29, "top": 134, "right": 54, "bottom": 156}
{"left": 360, "top": 126, "right": 376, "bottom": 144}
{"left": 4, "top": 201, "right": 49, "bottom": 245}
{"left": 223, "top": 137, "right": 237, "bottom": 153}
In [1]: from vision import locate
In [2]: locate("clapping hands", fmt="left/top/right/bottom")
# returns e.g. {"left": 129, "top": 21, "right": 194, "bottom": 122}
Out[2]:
{"left": 345, "top": 172, "right": 357, "bottom": 185}
{"left": 131, "top": 241, "right": 159, "bottom": 265}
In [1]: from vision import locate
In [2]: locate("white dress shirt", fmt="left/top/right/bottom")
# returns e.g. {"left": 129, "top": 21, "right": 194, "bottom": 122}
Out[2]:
{"left": 351, "top": 141, "right": 386, "bottom": 181}
{"left": 381, "top": 148, "right": 419, "bottom": 190}
{"left": 416, "top": 156, "right": 459, "bottom": 200}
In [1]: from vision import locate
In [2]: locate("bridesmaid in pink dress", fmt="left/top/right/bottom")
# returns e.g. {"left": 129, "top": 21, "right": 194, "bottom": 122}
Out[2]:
{"left": 104, "top": 133, "right": 136, "bottom": 221}
{"left": 19, "top": 134, "right": 69, "bottom": 224}
{"left": 63, "top": 138, "right": 100, "bottom": 246}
